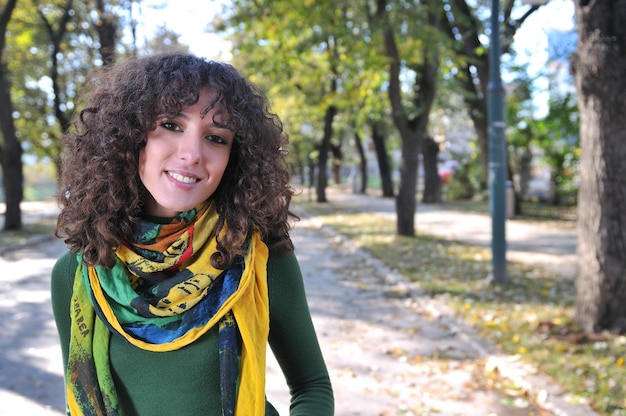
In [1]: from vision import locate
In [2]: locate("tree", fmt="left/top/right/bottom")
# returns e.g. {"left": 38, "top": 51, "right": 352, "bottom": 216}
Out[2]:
{"left": 370, "top": 119, "right": 394, "bottom": 197}
{"left": 342, "top": 48, "right": 396, "bottom": 198}
{"left": 352, "top": 130, "right": 367, "bottom": 194}
{"left": 505, "top": 64, "right": 540, "bottom": 213}
{"left": 421, "top": 136, "right": 441, "bottom": 203}
{"left": 28, "top": 0, "right": 123, "bottom": 180}
{"left": 1, "top": 0, "right": 180, "bottom": 227}
{"left": 216, "top": 0, "right": 368, "bottom": 203}
{"left": 91, "top": 0, "right": 117, "bottom": 65}
{"left": 371, "top": 0, "right": 440, "bottom": 236}
{"left": 442, "top": 0, "right": 543, "bottom": 189}
{"left": 37, "top": 0, "right": 76, "bottom": 134}
{"left": 571, "top": 0, "right": 626, "bottom": 334}
{"left": 10, "top": 3, "right": 64, "bottom": 166}
{"left": 0, "top": 0, "right": 22, "bottom": 230}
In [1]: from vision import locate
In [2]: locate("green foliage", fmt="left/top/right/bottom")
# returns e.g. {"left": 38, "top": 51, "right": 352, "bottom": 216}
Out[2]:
{"left": 444, "top": 148, "right": 486, "bottom": 201}
{"left": 3, "top": 0, "right": 189, "bottom": 167}
{"left": 214, "top": 0, "right": 454, "bottom": 187}
{"left": 217, "top": 0, "right": 359, "bottom": 180}
{"left": 3, "top": 0, "right": 579, "bottom": 217}
{"left": 503, "top": 60, "right": 580, "bottom": 207}
{"left": 535, "top": 93, "right": 580, "bottom": 206}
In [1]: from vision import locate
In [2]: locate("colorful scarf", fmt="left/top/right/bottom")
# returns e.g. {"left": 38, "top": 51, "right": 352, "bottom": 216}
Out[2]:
{"left": 65, "top": 202, "right": 269, "bottom": 415}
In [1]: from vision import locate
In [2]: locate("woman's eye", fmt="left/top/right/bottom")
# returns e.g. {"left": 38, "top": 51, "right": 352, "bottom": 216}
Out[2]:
{"left": 207, "top": 134, "right": 228, "bottom": 144}
{"left": 161, "top": 121, "right": 181, "bottom": 131}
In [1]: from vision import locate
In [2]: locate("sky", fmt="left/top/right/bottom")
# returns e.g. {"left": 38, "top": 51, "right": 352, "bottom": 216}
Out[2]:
{"left": 512, "top": 0, "right": 576, "bottom": 115}
{"left": 513, "top": 0, "right": 576, "bottom": 73}
{"left": 137, "top": 0, "right": 232, "bottom": 60}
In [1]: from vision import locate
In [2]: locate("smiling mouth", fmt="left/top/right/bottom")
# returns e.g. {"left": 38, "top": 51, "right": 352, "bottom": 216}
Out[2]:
{"left": 168, "top": 171, "right": 199, "bottom": 184}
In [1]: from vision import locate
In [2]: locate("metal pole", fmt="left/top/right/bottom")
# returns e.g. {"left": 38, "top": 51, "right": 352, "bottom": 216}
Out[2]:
{"left": 488, "top": 0, "right": 507, "bottom": 284}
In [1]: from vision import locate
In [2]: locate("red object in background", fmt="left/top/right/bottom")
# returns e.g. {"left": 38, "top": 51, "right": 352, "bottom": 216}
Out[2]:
{"left": 438, "top": 160, "right": 458, "bottom": 184}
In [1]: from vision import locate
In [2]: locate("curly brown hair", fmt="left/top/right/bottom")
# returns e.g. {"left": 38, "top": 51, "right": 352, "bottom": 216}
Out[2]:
{"left": 56, "top": 53, "right": 297, "bottom": 269}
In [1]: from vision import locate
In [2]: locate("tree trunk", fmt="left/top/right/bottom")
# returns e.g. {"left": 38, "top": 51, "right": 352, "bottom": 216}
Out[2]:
{"left": 370, "top": 120, "right": 394, "bottom": 197}
{"left": 571, "top": 0, "right": 626, "bottom": 334}
{"left": 290, "top": 140, "right": 306, "bottom": 185}
{"left": 396, "top": 134, "right": 420, "bottom": 235}
{"left": 0, "top": 63, "right": 23, "bottom": 230}
{"left": 330, "top": 143, "right": 342, "bottom": 185}
{"left": 422, "top": 136, "right": 441, "bottom": 203}
{"left": 518, "top": 150, "right": 532, "bottom": 198}
{"left": 460, "top": 63, "right": 489, "bottom": 188}
{"left": 315, "top": 105, "right": 337, "bottom": 203}
{"left": 307, "top": 153, "right": 316, "bottom": 195}
{"left": 375, "top": 0, "right": 439, "bottom": 237}
{"left": 0, "top": 0, "right": 22, "bottom": 230}
{"left": 95, "top": 0, "right": 117, "bottom": 66}
{"left": 353, "top": 132, "right": 367, "bottom": 194}
{"left": 38, "top": 0, "right": 75, "bottom": 135}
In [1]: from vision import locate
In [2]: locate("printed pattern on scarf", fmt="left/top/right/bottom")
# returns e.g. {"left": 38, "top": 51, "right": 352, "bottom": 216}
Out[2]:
{"left": 65, "top": 202, "right": 269, "bottom": 415}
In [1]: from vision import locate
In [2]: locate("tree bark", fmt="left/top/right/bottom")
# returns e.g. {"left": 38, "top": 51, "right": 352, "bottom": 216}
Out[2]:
{"left": 0, "top": 0, "right": 22, "bottom": 230}
{"left": 571, "top": 0, "right": 626, "bottom": 334}
{"left": 370, "top": 120, "right": 394, "bottom": 197}
{"left": 396, "top": 134, "right": 420, "bottom": 235}
{"left": 315, "top": 105, "right": 337, "bottom": 203}
{"left": 95, "top": 0, "right": 117, "bottom": 66}
{"left": 330, "top": 143, "right": 342, "bottom": 185}
{"left": 375, "top": 0, "right": 439, "bottom": 237}
{"left": 422, "top": 136, "right": 441, "bottom": 203}
{"left": 37, "top": 0, "right": 74, "bottom": 133}
{"left": 353, "top": 132, "right": 367, "bottom": 194}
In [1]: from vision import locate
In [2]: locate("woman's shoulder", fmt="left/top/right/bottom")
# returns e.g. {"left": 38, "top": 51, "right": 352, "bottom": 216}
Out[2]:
{"left": 265, "top": 246, "right": 305, "bottom": 302}
{"left": 51, "top": 250, "right": 77, "bottom": 293}
{"left": 53, "top": 250, "right": 77, "bottom": 274}
{"left": 266, "top": 245, "right": 299, "bottom": 275}
{"left": 50, "top": 250, "right": 78, "bottom": 340}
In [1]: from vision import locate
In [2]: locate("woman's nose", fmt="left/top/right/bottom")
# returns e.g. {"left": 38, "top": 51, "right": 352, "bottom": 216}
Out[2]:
{"left": 177, "top": 131, "right": 202, "bottom": 164}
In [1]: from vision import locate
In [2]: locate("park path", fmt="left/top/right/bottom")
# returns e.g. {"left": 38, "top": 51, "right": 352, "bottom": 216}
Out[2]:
{"left": 0, "top": 228, "right": 67, "bottom": 415}
{"left": 318, "top": 188, "right": 578, "bottom": 279}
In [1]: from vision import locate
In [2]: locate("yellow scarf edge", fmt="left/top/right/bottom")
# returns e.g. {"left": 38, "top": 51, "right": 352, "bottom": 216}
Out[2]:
{"left": 88, "top": 231, "right": 269, "bottom": 353}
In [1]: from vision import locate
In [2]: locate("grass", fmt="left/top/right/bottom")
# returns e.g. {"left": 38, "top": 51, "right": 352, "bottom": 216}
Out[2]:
{"left": 0, "top": 200, "right": 58, "bottom": 250}
{"left": 438, "top": 198, "right": 578, "bottom": 224}
{"left": 294, "top": 193, "right": 625, "bottom": 416}
{"left": 0, "top": 218, "right": 57, "bottom": 250}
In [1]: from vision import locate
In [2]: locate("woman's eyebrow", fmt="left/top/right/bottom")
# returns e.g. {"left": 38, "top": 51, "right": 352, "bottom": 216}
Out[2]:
{"left": 174, "top": 112, "right": 234, "bottom": 131}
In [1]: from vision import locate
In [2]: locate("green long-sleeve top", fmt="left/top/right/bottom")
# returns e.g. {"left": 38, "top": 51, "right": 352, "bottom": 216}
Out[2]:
{"left": 51, "top": 247, "right": 334, "bottom": 415}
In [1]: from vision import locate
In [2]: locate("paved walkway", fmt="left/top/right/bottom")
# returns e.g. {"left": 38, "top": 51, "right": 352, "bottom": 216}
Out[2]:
{"left": 0, "top": 225, "right": 66, "bottom": 415}
{"left": 0, "top": 196, "right": 595, "bottom": 416}
{"left": 318, "top": 188, "right": 578, "bottom": 280}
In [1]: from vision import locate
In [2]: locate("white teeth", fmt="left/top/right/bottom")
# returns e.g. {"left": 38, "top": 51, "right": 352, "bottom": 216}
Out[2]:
{"left": 168, "top": 172, "right": 198, "bottom": 183}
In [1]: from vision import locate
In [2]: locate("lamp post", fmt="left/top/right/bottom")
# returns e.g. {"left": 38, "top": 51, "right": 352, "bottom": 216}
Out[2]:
{"left": 488, "top": 0, "right": 507, "bottom": 284}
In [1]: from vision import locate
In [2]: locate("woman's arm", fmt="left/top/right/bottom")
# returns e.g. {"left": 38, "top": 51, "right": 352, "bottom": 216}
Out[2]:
{"left": 50, "top": 251, "right": 77, "bottom": 372}
{"left": 267, "top": 248, "right": 334, "bottom": 415}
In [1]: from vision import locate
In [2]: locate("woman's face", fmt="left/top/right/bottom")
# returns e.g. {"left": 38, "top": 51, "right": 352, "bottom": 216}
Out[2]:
{"left": 139, "top": 90, "right": 234, "bottom": 217}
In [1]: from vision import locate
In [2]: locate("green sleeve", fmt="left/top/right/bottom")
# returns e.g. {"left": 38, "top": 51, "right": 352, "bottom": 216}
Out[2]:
{"left": 267, "top": 249, "right": 334, "bottom": 415}
{"left": 50, "top": 251, "right": 77, "bottom": 376}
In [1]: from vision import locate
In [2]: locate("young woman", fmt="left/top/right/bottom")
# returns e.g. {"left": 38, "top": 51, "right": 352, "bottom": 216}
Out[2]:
{"left": 51, "top": 53, "right": 334, "bottom": 415}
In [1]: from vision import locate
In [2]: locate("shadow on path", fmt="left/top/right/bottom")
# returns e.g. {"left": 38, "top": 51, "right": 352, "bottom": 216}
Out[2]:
{"left": 0, "top": 239, "right": 67, "bottom": 415}
{"left": 315, "top": 190, "right": 578, "bottom": 279}
{"left": 266, "top": 217, "right": 565, "bottom": 416}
